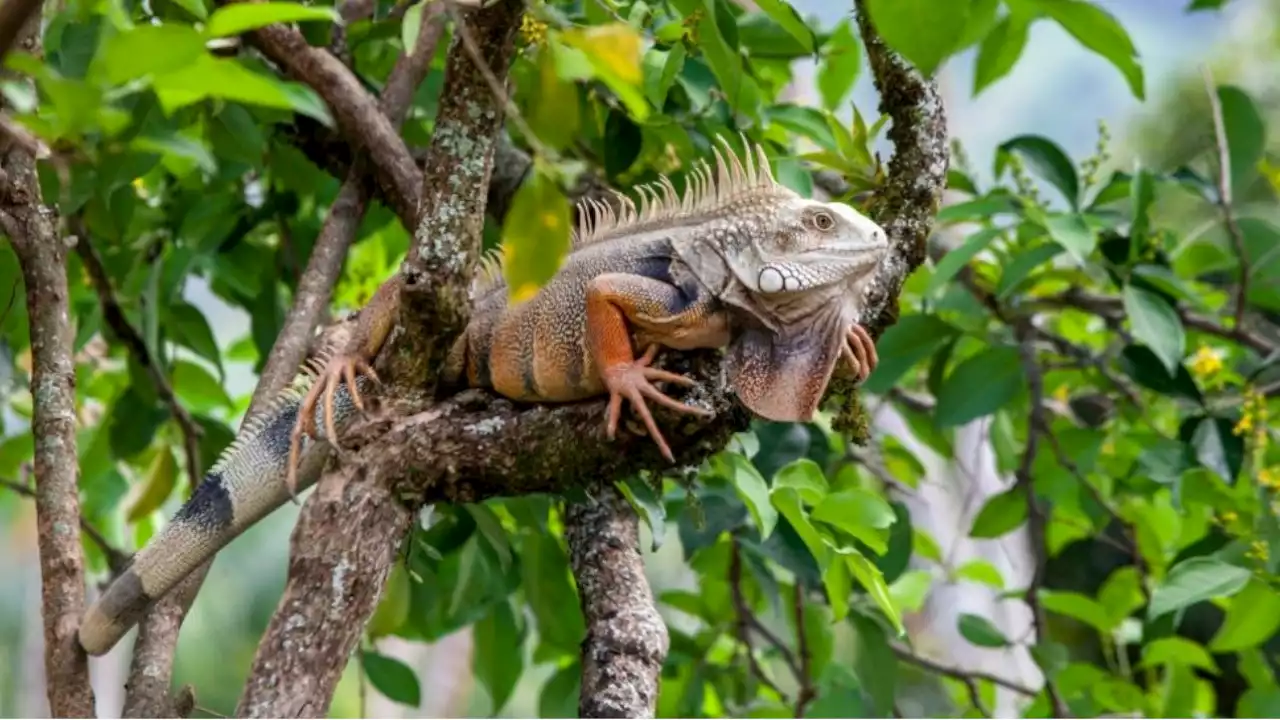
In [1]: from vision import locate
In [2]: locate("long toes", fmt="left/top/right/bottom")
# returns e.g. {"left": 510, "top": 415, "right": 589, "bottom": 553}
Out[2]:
{"left": 323, "top": 380, "right": 341, "bottom": 449}
{"left": 356, "top": 359, "right": 381, "bottom": 386}
{"left": 639, "top": 383, "right": 713, "bottom": 418}
{"left": 841, "top": 343, "right": 861, "bottom": 376}
{"left": 605, "top": 393, "right": 624, "bottom": 440}
{"left": 636, "top": 344, "right": 660, "bottom": 366}
{"left": 641, "top": 368, "right": 697, "bottom": 387}
{"left": 343, "top": 365, "right": 365, "bottom": 411}
{"left": 629, "top": 394, "right": 674, "bottom": 462}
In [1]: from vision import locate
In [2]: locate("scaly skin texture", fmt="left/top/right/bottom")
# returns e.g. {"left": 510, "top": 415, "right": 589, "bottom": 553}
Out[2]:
{"left": 77, "top": 137, "right": 889, "bottom": 657}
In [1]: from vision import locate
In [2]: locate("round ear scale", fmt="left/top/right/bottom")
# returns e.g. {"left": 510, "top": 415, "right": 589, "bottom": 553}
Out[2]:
{"left": 758, "top": 266, "right": 786, "bottom": 293}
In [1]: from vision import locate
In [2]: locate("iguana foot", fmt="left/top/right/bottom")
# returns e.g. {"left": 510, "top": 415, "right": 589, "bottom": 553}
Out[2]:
{"left": 602, "top": 344, "right": 712, "bottom": 462}
{"left": 841, "top": 324, "right": 879, "bottom": 382}
{"left": 286, "top": 352, "right": 381, "bottom": 503}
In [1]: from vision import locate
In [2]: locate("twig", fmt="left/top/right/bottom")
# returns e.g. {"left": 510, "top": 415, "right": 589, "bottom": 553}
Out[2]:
{"left": 1029, "top": 326, "right": 1142, "bottom": 408}
{"left": 71, "top": 223, "right": 204, "bottom": 488}
{"left": 792, "top": 583, "right": 816, "bottom": 717}
{"left": 1014, "top": 323, "right": 1071, "bottom": 718}
{"left": 1202, "top": 66, "right": 1250, "bottom": 331}
{"left": 0, "top": 473, "right": 129, "bottom": 573}
{"left": 889, "top": 643, "right": 1036, "bottom": 697}
{"left": 445, "top": 0, "right": 552, "bottom": 160}
{"left": 1034, "top": 288, "right": 1276, "bottom": 356}
{"left": 728, "top": 541, "right": 790, "bottom": 703}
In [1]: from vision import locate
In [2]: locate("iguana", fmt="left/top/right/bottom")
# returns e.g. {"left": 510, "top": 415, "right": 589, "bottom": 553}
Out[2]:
{"left": 77, "top": 136, "right": 889, "bottom": 657}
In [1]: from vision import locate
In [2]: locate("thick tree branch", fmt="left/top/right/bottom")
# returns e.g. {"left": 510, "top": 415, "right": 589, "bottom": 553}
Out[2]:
{"left": 0, "top": 0, "right": 40, "bottom": 62}
{"left": 1, "top": 10, "right": 96, "bottom": 714}
{"left": 566, "top": 486, "right": 668, "bottom": 718}
{"left": 235, "top": 3, "right": 525, "bottom": 716}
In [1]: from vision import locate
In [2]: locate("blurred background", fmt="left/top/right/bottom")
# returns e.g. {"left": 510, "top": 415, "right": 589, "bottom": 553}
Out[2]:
{"left": 1, "top": 0, "right": 1273, "bottom": 716}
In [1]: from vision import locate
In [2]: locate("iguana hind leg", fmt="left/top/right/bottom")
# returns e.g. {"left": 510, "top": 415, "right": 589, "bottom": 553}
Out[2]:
{"left": 286, "top": 275, "right": 402, "bottom": 499}
{"left": 585, "top": 272, "right": 718, "bottom": 461}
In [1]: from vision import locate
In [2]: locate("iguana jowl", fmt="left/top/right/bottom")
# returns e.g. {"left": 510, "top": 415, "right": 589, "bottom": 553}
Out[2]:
{"left": 77, "top": 136, "right": 888, "bottom": 656}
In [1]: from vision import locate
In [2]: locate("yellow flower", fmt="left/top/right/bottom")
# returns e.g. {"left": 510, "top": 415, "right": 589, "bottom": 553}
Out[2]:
{"left": 1052, "top": 384, "right": 1069, "bottom": 404}
{"left": 1261, "top": 467, "right": 1280, "bottom": 490}
{"left": 1235, "top": 415, "right": 1254, "bottom": 436}
{"left": 1189, "top": 345, "right": 1223, "bottom": 379}
{"left": 1219, "top": 510, "right": 1238, "bottom": 524}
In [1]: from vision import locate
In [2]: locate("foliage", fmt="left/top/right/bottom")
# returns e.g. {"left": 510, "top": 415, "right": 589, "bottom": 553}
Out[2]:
{"left": 0, "top": 0, "right": 1277, "bottom": 718}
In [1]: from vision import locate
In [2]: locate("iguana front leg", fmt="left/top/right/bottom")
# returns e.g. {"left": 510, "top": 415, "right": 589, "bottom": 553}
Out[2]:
{"left": 585, "top": 272, "right": 718, "bottom": 461}
{"left": 841, "top": 324, "right": 879, "bottom": 382}
{"left": 287, "top": 274, "right": 403, "bottom": 498}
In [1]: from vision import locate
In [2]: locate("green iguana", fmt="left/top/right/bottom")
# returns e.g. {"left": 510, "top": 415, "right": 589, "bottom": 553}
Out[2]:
{"left": 78, "top": 136, "right": 889, "bottom": 657}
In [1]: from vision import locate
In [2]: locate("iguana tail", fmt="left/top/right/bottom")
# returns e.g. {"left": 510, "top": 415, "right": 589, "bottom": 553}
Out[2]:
{"left": 78, "top": 358, "right": 373, "bottom": 657}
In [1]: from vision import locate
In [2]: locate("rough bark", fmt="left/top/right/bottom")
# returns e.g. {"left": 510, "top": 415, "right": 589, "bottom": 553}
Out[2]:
{"left": 566, "top": 487, "right": 668, "bottom": 718}
{"left": 1, "top": 9, "right": 97, "bottom": 716}
{"left": 234, "top": 3, "right": 525, "bottom": 716}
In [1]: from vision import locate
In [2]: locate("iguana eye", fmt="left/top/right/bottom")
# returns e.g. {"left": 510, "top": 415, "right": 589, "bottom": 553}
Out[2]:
{"left": 813, "top": 211, "right": 835, "bottom": 231}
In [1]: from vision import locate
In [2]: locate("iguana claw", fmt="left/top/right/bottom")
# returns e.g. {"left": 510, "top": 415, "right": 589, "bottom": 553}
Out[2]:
{"left": 285, "top": 352, "right": 381, "bottom": 504}
{"left": 602, "top": 344, "right": 712, "bottom": 462}
{"left": 841, "top": 324, "right": 879, "bottom": 382}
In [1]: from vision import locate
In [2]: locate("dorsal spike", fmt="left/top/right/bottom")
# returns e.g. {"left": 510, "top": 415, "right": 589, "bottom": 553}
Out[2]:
{"left": 711, "top": 144, "right": 732, "bottom": 203}
{"left": 737, "top": 132, "right": 757, "bottom": 185}
{"left": 716, "top": 135, "right": 745, "bottom": 188}
{"left": 754, "top": 143, "right": 775, "bottom": 185}
{"left": 658, "top": 174, "right": 679, "bottom": 209}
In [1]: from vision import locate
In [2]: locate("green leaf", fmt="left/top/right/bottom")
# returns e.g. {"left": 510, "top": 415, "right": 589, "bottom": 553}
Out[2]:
{"left": 560, "top": 24, "right": 649, "bottom": 120}
{"left": 538, "top": 661, "right": 581, "bottom": 718}
{"left": 151, "top": 54, "right": 332, "bottom": 124}
{"left": 771, "top": 487, "right": 828, "bottom": 569}
{"left": 368, "top": 564, "right": 411, "bottom": 638}
{"left": 529, "top": 44, "right": 580, "bottom": 151}
{"left": 1097, "top": 566, "right": 1145, "bottom": 627}
{"left": 1140, "top": 637, "right": 1220, "bottom": 674}
{"left": 973, "top": 11, "right": 1030, "bottom": 96}
{"left": 521, "top": 533, "right": 586, "bottom": 653}
{"left": 997, "top": 241, "right": 1063, "bottom": 298}
{"left": 751, "top": 0, "right": 815, "bottom": 52}
{"left": 642, "top": 44, "right": 684, "bottom": 109}
{"left": 95, "top": 24, "right": 205, "bottom": 85}
{"left": 124, "top": 446, "right": 178, "bottom": 522}
{"left": 1210, "top": 578, "right": 1280, "bottom": 652}
{"left": 172, "top": 359, "right": 232, "bottom": 413}
{"left": 847, "top": 551, "right": 903, "bottom": 634}
{"left": 851, "top": 612, "right": 898, "bottom": 717}
{"left": 812, "top": 489, "right": 896, "bottom": 536}
{"left": 362, "top": 651, "right": 421, "bottom": 707}
{"left": 1038, "top": 589, "right": 1113, "bottom": 633}
{"left": 862, "top": 314, "right": 960, "bottom": 393}
{"left": 927, "top": 227, "right": 1001, "bottom": 296}
{"left": 955, "top": 559, "right": 1005, "bottom": 589}
{"left": 1034, "top": 0, "right": 1144, "bottom": 99}
{"left": 1186, "top": 415, "right": 1243, "bottom": 483}
{"left": 969, "top": 486, "right": 1028, "bottom": 539}
{"left": 935, "top": 345, "right": 1025, "bottom": 428}
{"left": 772, "top": 458, "right": 829, "bottom": 506}
{"left": 1217, "top": 85, "right": 1266, "bottom": 191}
{"left": 616, "top": 477, "right": 666, "bottom": 551}
{"left": 888, "top": 569, "right": 932, "bottom": 613}
{"left": 816, "top": 20, "right": 859, "bottom": 111}
{"left": 1124, "top": 284, "right": 1185, "bottom": 375}
{"left": 1044, "top": 212, "right": 1098, "bottom": 262}
{"left": 501, "top": 163, "right": 572, "bottom": 301}
{"left": 1148, "top": 556, "right": 1251, "bottom": 620}
{"left": 716, "top": 451, "right": 777, "bottom": 540}
{"left": 999, "top": 135, "right": 1079, "bottom": 207}
{"left": 823, "top": 553, "right": 852, "bottom": 621}
{"left": 958, "top": 613, "right": 1009, "bottom": 648}
{"left": 165, "top": 302, "right": 222, "bottom": 377}
{"left": 205, "top": 2, "right": 338, "bottom": 38}
{"left": 864, "top": 0, "right": 970, "bottom": 77}
{"left": 472, "top": 600, "right": 524, "bottom": 714}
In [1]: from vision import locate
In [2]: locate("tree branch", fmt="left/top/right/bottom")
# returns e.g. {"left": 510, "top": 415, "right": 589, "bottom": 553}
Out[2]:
{"left": 889, "top": 643, "right": 1036, "bottom": 697}
{"left": 72, "top": 225, "right": 204, "bottom": 490}
{"left": 565, "top": 486, "right": 668, "bottom": 718}
{"left": 0, "top": 473, "right": 129, "bottom": 574}
{"left": 235, "top": 3, "right": 525, "bottom": 715}
{"left": 1, "top": 9, "right": 96, "bottom": 713}
{"left": 0, "top": 0, "right": 41, "bottom": 63}
{"left": 1201, "top": 66, "right": 1250, "bottom": 332}
{"left": 226, "top": 0, "right": 423, "bottom": 230}
{"left": 1014, "top": 323, "right": 1070, "bottom": 718}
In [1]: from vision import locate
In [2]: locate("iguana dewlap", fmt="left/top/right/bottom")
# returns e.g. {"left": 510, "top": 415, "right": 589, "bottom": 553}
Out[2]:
{"left": 77, "top": 136, "right": 887, "bottom": 657}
